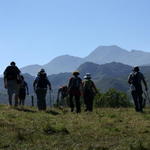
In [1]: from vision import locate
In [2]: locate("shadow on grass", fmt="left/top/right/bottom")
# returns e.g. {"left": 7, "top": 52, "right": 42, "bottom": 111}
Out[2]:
{"left": 0, "top": 145, "right": 10, "bottom": 149}
{"left": 44, "top": 125, "right": 69, "bottom": 135}
{"left": 46, "top": 110, "right": 61, "bottom": 116}
{"left": 15, "top": 107, "right": 37, "bottom": 113}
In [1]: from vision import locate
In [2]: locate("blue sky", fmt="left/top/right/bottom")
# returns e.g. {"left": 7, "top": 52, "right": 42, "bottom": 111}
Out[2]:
{"left": 0, "top": 0, "right": 150, "bottom": 72}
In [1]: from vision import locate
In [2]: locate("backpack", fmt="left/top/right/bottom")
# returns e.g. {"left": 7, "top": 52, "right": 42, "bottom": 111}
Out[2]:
{"left": 83, "top": 79, "right": 94, "bottom": 92}
{"left": 130, "top": 72, "right": 141, "bottom": 87}
{"left": 36, "top": 73, "right": 49, "bottom": 89}
{"left": 130, "top": 72, "right": 143, "bottom": 92}
{"left": 4, "top": 66, "right": 20, "bottom": 80}
{"left": 70, "top": 77, "right": 81, "bottom": 90}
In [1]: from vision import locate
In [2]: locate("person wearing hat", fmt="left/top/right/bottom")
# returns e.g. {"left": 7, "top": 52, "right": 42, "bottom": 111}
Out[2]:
{"left": 3, "top": 62, "right": 21, "bottom": 106}
{"left": 68, "top": 71, "right": 82, "bottom": 113}
{"left": 128, "top": 66, "right": 148, "bottom": 112}
{"left": 82, "top": 73, "right": 97, "bottom": 112}
{"left": 33, "top": 69, "right": 51, "bottom": 110}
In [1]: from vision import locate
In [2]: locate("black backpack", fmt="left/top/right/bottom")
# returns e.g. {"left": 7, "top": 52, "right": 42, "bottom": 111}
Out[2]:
{"left": 36, "top": 73, "right": 49, "bottom": 89}
{"left": 131, "top": 72, "right": 140, "bottom": 87}
{"left": 70, "top": 77, "right": 81, "bottom": 90}
{"left": 5, "top": 66, "right": 20, "bottom": 80}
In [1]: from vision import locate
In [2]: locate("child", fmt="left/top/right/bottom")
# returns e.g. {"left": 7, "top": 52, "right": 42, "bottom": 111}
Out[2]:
{"left": 19, "top": 75, "right": 29, "bottom": 106}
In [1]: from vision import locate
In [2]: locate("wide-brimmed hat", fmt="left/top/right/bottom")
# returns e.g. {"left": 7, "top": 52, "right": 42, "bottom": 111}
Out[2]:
{"left": 72, "top": 71, "right": 80, "bottom": 75}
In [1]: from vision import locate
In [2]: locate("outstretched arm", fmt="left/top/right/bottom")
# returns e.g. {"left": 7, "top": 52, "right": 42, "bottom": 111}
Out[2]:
{"left": 92, "top": 81, "right": 98, "bottom": 93}
{"left": 142, "top": 76, "right": 148, "bottom": 91}
{"left": 57, "top": 89, "right": 61, "bottom": 106}
{"left": 47, "top": 80, "right": 51, "bottom": 90}
{"left": 128, "top": 74, "right": 132, "bottom": 84}
{"left": 33, "top": 79, "right": 37, "bottom": 92}
{"left": 25, "top": 82, "right": 29, "bottom": 95}
{"left": 3, "top": 67, "right": 8, "bottom": 88}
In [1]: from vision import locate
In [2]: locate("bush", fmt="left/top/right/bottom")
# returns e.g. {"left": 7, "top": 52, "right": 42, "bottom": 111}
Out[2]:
{"left": 94, "top": 88, "right": 132, "bottom": 108}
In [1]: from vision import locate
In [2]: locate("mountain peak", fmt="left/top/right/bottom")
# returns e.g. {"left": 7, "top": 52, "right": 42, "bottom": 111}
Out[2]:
{"left": 97, "top": 45, "right": 122, "bottom": 49}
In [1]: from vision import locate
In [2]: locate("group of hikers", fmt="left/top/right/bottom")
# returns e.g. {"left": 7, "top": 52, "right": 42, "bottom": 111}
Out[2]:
{"left": 3, "top": 62, "right": 97, "bottom": 112}
{"left": 3, "top": 61, "right": 149, "bottom": 113}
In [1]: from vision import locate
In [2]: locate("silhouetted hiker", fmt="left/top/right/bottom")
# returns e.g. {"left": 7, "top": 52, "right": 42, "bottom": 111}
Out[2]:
{"left": 4, "top": 62, "right": 21, "bottom": 106}
{"left": 33, "top": 69, "right": 51, "bottom": 110}
{"left": 128, "top": 66, "right": 148, "bottom": 112}
{"left": 19, "top": 75, "right": 29, "bottom": 106}
{"left": 57, "top": 85, "right": 68, "bottom": 107}
{"left": 68, "top": 71, "right": 82, "bottom": 113}
{"left": 82, "top": 73, "right": 97, "bottom": 112}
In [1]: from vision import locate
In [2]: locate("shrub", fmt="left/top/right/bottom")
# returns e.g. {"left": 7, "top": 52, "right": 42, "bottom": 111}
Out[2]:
{"left": 94, "top": 88, "right": 132, "bottom": 108}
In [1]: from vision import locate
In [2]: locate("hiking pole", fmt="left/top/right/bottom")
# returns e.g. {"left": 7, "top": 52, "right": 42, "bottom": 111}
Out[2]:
{"left": 49, "top": 89, "right": 52, "bottom": 107}
{"left": 146, "top": 91, "right": 150, "bottom": 104}
{"left": 142, "top": 91, "right": 147, "bottom": 108}
{"left": 31, "top": 95, "right": 34, "bottom": 107}
{"left": 51, "top": 90, "right": 55, "bottom": 107}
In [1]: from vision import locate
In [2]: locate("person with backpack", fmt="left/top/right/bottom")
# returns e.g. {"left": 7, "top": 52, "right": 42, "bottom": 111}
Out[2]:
{"left": 68, "top": 71, "right": 82, "bottom": 113}
{"left": 19, "top": 75, "right": 29, "bottom": 106}
{"left": 82, "top": 73, "right": 97, "bottom": 112}
{"left": 33, "top": 69, "right": 51, "bottom": 111}
{"left": 3, "top": 62, "right": 21, "bottom": 106}
{"left": 128, "top": 66, "right": 148, "bottom": 112}
{"left": 57, "top": 85, "right": 68, "bottom": 107}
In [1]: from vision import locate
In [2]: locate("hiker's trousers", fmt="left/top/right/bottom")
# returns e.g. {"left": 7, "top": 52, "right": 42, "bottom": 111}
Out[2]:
{"left": 131, "top": 91, "right": 143, "bottom": 112}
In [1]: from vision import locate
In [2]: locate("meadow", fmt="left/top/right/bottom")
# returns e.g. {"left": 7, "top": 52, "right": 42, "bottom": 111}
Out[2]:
{"left": 0, "top": 105, "right": 150, "bottom": 150}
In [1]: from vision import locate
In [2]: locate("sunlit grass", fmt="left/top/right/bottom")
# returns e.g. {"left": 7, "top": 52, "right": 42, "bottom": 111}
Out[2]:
{"left": 0, "top": 105, "right": 149, "bottom": 150}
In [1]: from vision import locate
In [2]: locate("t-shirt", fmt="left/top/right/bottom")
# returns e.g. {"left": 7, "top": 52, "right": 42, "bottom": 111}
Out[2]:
{"left": 4, "top": 66, "right": 21, "bottom": 80}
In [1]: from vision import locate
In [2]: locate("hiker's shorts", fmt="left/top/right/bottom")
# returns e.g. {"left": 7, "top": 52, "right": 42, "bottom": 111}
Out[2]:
{"left": 7, "top": 80, "right": 20, "bottom": 96}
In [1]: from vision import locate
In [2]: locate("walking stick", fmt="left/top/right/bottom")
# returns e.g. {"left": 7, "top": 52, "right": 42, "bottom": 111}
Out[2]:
{"left": 146, "top": 91, "right": 150, "bottom": 104}
{"left": 31, "top": 95, "right": 34, "bottom": 107}
{"left": 49, "top": 90, "right": 52, "bottom": 107}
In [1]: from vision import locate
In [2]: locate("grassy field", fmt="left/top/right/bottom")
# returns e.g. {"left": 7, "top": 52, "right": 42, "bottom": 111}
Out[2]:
{"left": 0, "top": 105, "right": 150, "bottom": 150}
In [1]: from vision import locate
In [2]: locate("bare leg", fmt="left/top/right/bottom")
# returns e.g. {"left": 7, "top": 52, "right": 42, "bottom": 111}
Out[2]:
{"left": 14, "top": 94, "right": 19, "bottom": 106}
{"left": 8, "top": 94, "right": 13, "bottom": 106}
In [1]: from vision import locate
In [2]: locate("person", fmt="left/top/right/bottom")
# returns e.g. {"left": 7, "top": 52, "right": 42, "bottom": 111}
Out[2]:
{"left": 33, "top": 69, "right": 51, "bottom": 110}
{"left": 57, "top": 85, "right": 68, "bottom": 107}
{"left": 68, "top": 71, "right": 82, "bottom": 113}
{"left": 18, "top": 75, "right": 29, "bottom": 106}
{"left": 128, "top": 66, "right": 148, "bottom": 112}
{"left": 82, "top": 73, "right": 97, "bottom": 112}
{"left": 3, "top": 62, "right": 21, "bottom": 106}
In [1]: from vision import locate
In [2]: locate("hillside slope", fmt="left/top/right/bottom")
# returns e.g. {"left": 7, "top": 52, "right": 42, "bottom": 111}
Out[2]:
{"left": 0, "top": 105, "right": 150, "bottom": 150}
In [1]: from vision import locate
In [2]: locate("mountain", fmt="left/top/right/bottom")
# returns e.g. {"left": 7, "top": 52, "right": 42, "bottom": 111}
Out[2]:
{"left": 21, "top": 55, "right": 84, "bottom": 76}
{"left": 20, "top": 45, "right": 150, "bottom": 76}
{"left": 21, "top": 64, "right": 42, "bottom": 76}
{"left": 85, "top": 45, "right": 150, "bottom": 66}
{"left": 85, "top": 45, "right": 129, "bottom": 65}
{"left": 44, "top": 55, "right": 84, "bottom": 75}
{"left": 78, "top": 62, "right": 132, "bottom": 79}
